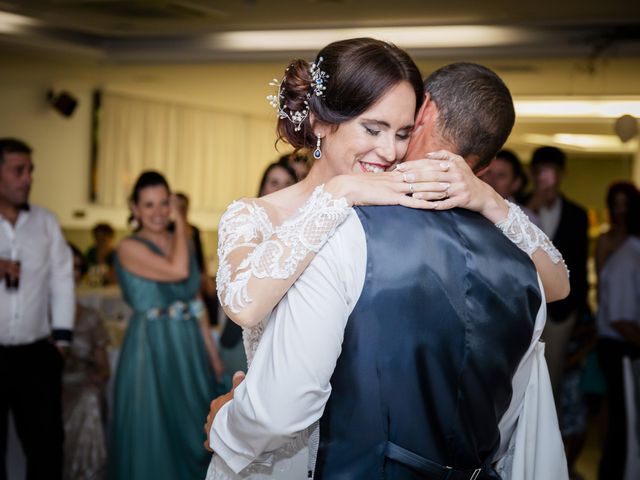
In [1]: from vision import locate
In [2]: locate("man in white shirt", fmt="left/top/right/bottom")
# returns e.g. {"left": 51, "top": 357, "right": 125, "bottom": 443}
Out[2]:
{"left": 0, "top": 138, "right": 75, "bottom": 480}
{"left": 206, "top": 64, "right": 567, "bottom": 479}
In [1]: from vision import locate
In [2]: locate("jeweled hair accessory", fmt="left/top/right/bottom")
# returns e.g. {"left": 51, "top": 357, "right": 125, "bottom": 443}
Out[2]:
{"left": 266, "top": 57, "right": 329, "bottom": 132}
{"left": 310, "top": 57, "right": 329, "bottom": 97}
{"left": 267, "top": 79, "right": 310, "bottom": 132}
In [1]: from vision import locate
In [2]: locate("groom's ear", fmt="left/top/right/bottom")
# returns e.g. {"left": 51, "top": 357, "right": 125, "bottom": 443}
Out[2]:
{"left": 412, "top": 94, "right": 431, "bottom": 135}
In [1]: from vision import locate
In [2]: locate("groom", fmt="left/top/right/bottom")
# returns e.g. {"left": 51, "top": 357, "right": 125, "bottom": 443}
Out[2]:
{"left": 206, "top": 63, "right": 566, "bottom": 479}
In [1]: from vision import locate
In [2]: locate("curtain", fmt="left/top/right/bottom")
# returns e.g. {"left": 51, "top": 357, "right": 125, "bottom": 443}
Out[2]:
{"left": 95, "top": 92, "right": 279, "bottom": 213}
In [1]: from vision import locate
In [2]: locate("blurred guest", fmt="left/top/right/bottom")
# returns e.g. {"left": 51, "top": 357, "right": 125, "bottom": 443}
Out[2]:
{"left": 85, "top": 223, "right": 115, "bottom": 268}
{"left": 259, "top": 160, "right": 297, "bottom": 196}
{"left": 277, "top": 152, "right": 310, "bottom": 181}
{"left": 526, "top": 146, "right": 589, "bottom": 402}
{"left": 63, "top": 244, "right": 110, "bottom": 480}
{"left": 0, "top": 138, "right": 74, "bottom": 480}
{"left": 85, "top": 223, "right": 116, "bottom": 285}
{"left": 480, "top": 149, "right": 525, "bottom": 201}
{"left": 108, "top": 171, "right": 226, "bottom": 480}
{"left": 217, "top": 160, "right": 298, "bottom": 375}
{"left": 174, "top": 193, "right": 205, "bottom": 277}
{"left": 559, "top": 313, "right": 597, "bottom": 480}
{"left": 481, "top": 149, "right": 537, "bottom": 222}
{"left": 595, "top": 181, "right": 640, "bottom": 480}
{"left": 595, "top": 182, "right": 640, "bottom": 272}
{"left": 174, "top": 192, "right": 218, "bottom": 326}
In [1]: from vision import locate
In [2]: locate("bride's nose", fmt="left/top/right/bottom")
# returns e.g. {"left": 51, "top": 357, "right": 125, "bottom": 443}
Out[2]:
{"left": 377, "top": 134, "right": 397, "bottom": 163}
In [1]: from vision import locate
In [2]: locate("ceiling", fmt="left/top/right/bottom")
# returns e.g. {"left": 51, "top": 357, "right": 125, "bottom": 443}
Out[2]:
{"left": 1, "top": 0, "right": 639, "bottom": 156}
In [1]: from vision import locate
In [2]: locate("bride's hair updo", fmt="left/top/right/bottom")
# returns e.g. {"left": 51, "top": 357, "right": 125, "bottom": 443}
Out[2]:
{"left": 275, "top": 37, "right": 424, "bottom": 150}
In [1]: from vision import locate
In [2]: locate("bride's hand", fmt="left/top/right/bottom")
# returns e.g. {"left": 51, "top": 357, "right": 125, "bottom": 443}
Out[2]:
{"left": 396, "top": 150, "right": 510, "bottom": 223}
{"left": 324, "top": 170, "right": 440, "bottom": 210}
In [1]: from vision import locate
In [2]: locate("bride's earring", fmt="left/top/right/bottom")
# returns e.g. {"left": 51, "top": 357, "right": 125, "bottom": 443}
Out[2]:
{"left": 313, "top": 135, "right": 322, "bottom": 160}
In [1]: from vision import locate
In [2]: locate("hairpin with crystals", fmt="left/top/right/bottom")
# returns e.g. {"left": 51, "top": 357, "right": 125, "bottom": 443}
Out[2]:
{"left": 266, "top": 57, "right": 329, "bottom": 132}
{"left": 267, "top": 79, "right": 310, "bottom": 132}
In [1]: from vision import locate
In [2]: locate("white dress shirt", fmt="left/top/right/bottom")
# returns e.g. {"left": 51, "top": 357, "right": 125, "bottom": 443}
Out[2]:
{"left": 597, "top": 236, "right": 640, "bottom": 341}
{"left": 210, "top": 210, "right": 556, "bottom": 475}
{"left": 538, "top": 197, "right": 562, "bottom": 239}
{"left": 0, "top": 205, "right": 75, "bottom": 346}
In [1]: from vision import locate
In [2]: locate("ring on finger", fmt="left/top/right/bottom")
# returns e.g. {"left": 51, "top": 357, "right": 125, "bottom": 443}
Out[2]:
{"left": 408, "top": 183, "right": 414, "bottom": 194}
{"left": 444, "top": 186, "right": 450, "bottom": 199}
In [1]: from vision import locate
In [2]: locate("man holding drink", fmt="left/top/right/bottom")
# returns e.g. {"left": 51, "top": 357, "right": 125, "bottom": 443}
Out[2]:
{"left": 0, "top": 138, "right": 75, "bottom": 480}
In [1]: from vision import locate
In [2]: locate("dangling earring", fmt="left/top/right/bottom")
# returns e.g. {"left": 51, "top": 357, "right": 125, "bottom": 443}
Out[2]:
{"left": 313, "top": 135, "right": 322, "bottom": 160}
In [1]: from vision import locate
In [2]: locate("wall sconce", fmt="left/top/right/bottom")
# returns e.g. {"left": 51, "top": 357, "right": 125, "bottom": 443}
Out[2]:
{"left": 47, "top": 90, "right": 78, "bottom": 118}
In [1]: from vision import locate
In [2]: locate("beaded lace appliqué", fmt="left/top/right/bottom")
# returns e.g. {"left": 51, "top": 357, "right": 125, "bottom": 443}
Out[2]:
{"left": 216, "top": 185, "right": 350, "bottom": 315}
{"left": 495, "top": 201, "right": 569, "bottom": 276}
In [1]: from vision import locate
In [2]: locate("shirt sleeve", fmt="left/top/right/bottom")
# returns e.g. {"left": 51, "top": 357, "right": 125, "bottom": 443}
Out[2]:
{"left": 210, "top": 211, "right": 366, "bottom": 474}
{"left": 47, "top": 212, "right": 75, "bottom": 344}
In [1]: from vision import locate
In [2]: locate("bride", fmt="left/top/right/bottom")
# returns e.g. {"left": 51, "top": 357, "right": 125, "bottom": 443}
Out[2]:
{"left": 206, "top": 38, "right": 568, "bottom": 479}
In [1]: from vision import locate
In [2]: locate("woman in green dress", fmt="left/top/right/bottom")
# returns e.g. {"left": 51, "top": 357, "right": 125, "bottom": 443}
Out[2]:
{"left": 108, "top": 171, "right": 225, "bottom": 480}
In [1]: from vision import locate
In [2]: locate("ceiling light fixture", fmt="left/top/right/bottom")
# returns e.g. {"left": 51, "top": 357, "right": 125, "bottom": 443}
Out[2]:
{"left": 0, "top": 11, "right": 39, "bottom": 34}
{"left": 519, "top": 133, "right": 638, "bottom": 152}
{"left": 515, "top": 99, "right": 640, "bottom": 118}
{"left": 213, "top": 25, "right": 534, "bottom": 51}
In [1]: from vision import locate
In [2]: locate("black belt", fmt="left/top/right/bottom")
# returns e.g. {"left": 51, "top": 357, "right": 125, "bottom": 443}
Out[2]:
{"left": 385, "top": 442, "right": 485, "bottom": 480}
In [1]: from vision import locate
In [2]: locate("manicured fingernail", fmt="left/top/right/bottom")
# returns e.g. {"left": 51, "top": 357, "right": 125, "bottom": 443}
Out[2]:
{"left": 395, "top": 163, "right": 406, "bottom": 171}
{"left": 440, "top": 162, "right": 450, "bottom": 170}
{"left": 403, "top": 173, "right": 416, "bottom": 183}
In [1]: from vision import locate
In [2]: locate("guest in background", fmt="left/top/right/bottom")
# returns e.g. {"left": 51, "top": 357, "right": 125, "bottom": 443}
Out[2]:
{"left": 174, "top": 192, "right": 218, "bottom": 325}
{"left": 595, "top": 181, "right": 640, "bottom": 272}
{"left": 558, "top": 313, "right": 597, "bottom": 480}
{"left": 0, "top": 137, "right": 75, "bottom": 480}
{"left": 63, "top": 244, "right": 110, "bottom": 480}
{"left": 526, "top": 146, "right": 589, "bottom": 403}
{"left": 481, "top": 149, "right": 538, "bottom": 222}
{"left": 258, "top": 160, "right": 297, "bottom": 196}
{"left": 595, "top": 181, "right": 640, "bottom": 480}
{"left": 85, "top": 222, "right": 116, "bottom": 285}
{"left": 278, "top": 152, "right": 310, "bottom": 180}
{"left": 217, "top": 160, "right": 299, "bottom": 375}
{"left": 480, "top": 149, "right": 524, "bottom": 198}
{"left": 108, "top": 171, "right": 226, "bottom": 480}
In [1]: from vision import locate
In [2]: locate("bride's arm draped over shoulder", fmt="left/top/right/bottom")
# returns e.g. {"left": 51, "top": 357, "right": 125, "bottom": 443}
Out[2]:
{"left": 217, "top": 185, "right": 350, "bottom": 328}
{"left": 490, "top": 200, "right": 569, "bottom": 302}
{"left": 397, "top": 152, "right": 571, "bottom": 302}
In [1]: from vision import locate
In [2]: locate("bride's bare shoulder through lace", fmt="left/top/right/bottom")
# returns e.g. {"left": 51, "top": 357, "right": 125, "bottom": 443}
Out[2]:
{"left": 216, "top": 186, "right": 350, "bottom": 315}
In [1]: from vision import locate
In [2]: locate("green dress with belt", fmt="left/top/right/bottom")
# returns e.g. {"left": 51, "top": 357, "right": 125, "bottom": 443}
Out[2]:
{"left": 108, "top": 236, "right": 222, "bottom": 480}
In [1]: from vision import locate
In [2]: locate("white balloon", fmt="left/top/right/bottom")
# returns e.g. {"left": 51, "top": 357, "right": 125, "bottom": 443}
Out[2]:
{"left": 614, "top": 114, "right": 638, "bottom": 143}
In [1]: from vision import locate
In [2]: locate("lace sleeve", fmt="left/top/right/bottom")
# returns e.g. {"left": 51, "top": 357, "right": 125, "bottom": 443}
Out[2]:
{"left": 495, "top": 201, "right": 569, "bottom": 276}
{"left": 216, "top": 185, "right": 350, "bottom": 315}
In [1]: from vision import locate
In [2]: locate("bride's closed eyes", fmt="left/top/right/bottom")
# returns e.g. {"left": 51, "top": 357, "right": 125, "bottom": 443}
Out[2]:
{"left": 360, "top": 120, "right": 413, "bottom": 141}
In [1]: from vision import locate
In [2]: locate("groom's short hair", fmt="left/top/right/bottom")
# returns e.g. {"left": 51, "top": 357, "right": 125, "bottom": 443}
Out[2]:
{"left": 424, "top": 63, "right": 515, "bottom": 172}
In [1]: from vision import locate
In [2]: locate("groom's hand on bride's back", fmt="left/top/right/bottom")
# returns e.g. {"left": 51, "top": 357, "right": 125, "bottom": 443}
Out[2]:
{"left": 204, "top": 371, "right": 245, "bottom": 452}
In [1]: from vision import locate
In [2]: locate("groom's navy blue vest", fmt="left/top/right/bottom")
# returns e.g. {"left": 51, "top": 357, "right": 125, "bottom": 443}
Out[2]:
{"left": 314, "top": 206, "right": 541, "bottom": 480}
